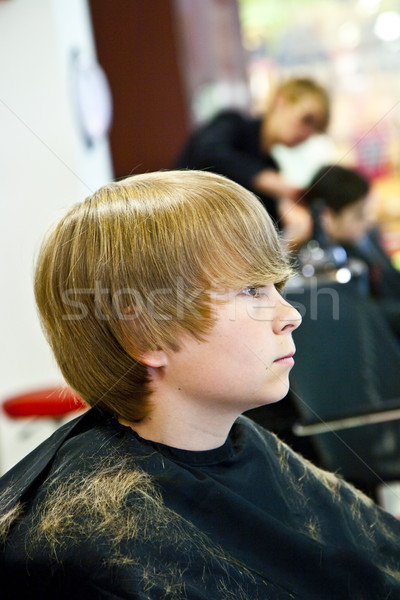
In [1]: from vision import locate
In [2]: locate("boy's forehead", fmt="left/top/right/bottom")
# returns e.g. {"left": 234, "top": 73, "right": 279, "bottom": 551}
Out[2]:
{"left": 334, "top": 196, "right": 368, "bottom": 219}
{"left": 349, "top": 195, "right": 368, "bottom": 209}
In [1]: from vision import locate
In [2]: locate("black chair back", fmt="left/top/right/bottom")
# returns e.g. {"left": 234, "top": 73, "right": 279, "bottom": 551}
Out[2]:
{"left": 285, "top": 273, "right": 400, "bottom": 489}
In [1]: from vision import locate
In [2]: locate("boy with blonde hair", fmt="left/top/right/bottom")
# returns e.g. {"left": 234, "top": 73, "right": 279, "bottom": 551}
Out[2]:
{"left": 1, "top": 171, "right": 399, "bottom": 599}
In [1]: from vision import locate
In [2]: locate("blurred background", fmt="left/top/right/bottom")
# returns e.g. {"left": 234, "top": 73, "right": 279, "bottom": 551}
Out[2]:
{"left": 1, "top": 0, "right": 400, "bottom": 475}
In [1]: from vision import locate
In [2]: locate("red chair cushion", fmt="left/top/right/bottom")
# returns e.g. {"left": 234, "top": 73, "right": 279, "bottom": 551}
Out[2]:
{"left": 2, "top": 387, "right": 87, "bottom": 418}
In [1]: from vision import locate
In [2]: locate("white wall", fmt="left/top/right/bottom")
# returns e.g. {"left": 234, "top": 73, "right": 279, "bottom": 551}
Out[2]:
{"left": 0, "top": 0, "right": 113, "bottom": 471}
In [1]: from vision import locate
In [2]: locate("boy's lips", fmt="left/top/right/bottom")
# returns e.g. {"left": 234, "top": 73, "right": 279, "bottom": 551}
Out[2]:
{"left": 273, "top": 350, "right": 295, "bottom": 365}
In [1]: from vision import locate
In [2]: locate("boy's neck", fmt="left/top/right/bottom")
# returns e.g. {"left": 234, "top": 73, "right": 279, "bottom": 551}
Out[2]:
{"left": 119, "top": 402, "right": 237, "bottom": 451}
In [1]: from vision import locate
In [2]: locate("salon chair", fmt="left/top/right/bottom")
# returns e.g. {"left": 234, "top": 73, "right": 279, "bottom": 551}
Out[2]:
{"left": 3, "top": 386, "right": 87, "bottom": 418}
{"left": 1, "top": 386, "right": 87, "bottom": 473}
{"left": 285, "top": 261, "right": 400, "bottom": 494}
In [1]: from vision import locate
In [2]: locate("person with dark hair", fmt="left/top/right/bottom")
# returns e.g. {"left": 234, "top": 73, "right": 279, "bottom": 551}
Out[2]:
{"left": 1, "top": 170, "right": 400, "bottom": 599}
{"left": 303, "top": 165, "right": 370, "bottom": 244}
{"left": 303, "top": 164, "right": 400, "bottom": 336}
{"left": 174, "top": 77, "right": 330, "bottom": 224}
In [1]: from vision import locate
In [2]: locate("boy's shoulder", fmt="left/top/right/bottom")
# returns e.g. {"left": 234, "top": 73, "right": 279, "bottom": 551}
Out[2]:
{"left": 0, "top": 409, "right": 108, "bottom": 513}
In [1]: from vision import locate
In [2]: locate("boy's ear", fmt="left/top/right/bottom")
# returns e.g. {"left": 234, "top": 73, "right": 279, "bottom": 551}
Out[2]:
{"left": 140, "top": 349, "right": 168, "bottom": 368}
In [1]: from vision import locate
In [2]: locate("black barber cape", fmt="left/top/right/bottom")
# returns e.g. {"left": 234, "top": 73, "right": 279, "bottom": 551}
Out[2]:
{"left": 1, "top": 408, "right": 400, "bottom": 599}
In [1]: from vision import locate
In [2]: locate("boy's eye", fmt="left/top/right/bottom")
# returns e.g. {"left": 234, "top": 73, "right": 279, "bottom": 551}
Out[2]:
{"left": 242, "top": 287, "right": 261, "bottom": 298}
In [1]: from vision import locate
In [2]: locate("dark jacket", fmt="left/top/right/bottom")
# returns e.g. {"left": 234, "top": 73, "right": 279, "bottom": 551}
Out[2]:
{"left": 174, "top": 110, "right": 280, "bottom": 222}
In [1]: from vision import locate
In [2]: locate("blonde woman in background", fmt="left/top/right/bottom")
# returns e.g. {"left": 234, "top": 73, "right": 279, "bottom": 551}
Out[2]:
{"left": 174, "top": 77, "right": 330, "bottom": 227}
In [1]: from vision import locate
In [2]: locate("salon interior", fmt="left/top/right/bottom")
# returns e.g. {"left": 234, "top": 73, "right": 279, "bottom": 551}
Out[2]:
{"left": 1, "top": 0, "right": 400, "bottom": 511}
